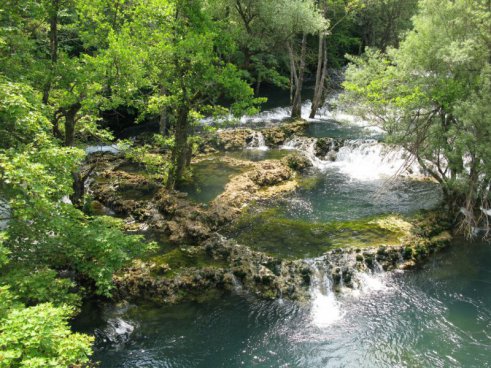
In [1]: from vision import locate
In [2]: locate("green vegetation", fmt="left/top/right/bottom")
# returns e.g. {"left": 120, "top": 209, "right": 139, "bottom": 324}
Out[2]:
{"left": 227, "top": 207, "right": 412, "bottom": 259}
{"left": 343, "top": 0, "right": 491, "bottom": 235}
{"left": 0, "top": 0, "right": 488, "bottom": 365}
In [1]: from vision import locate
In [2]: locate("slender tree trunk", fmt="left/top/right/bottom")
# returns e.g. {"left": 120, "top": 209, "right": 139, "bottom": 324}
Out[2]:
{"left": 64, "top": 103, "right": 81, "bottom": 147}
{"left": 255, "top": 73, "right": 262, "bottom": 96}
{"left": 70, "top": 165, "right": 95, "bottom": 209}
{"left": 291, "top": 33, "right": 307, "bottom": 119}
{"left": 43, "top": 0, "right": 59, "bottom": 105}
{"left": 159, "top": 86, "right": 169, "bottom": 136}
{"left": 310, "top": 35, "right": 328, "bottom": 118}
{"left": 167, "top": 105, "right": 190, "bottom": 189}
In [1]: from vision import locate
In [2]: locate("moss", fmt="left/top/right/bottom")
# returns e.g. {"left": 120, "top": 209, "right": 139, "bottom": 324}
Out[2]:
{"left": 150, "top": 247, "right": 227, "bottom": 278}
{"left": 297, "top": 175, "right": 322, "bottom": 190}
{"left": 226, "top": 208, "right": 412, "bottom": 259}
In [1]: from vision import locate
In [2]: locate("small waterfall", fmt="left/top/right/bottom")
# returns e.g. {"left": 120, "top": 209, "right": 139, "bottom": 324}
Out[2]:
{"left": 282, "top": 136, "right": 332, "bottom": 170}
{"left": 333, "top": 140, "right": 421, "bottom": 181}
{"left": 98, "top": 317, "right": 135, "bottom": 346}
{"left": 307, "top": 250, "right": 397, "bottom": 327}
{"left": 247, "top": 131, "right": 268, "bottom": 151}
{"left": 307, "top": 260, "right": 344, "bottom": 328}
{"left": 282, "top": 136, "right": 423, "bottom": 181}
{"left": 85, "top": 144, "right": 120, "bottom": 155}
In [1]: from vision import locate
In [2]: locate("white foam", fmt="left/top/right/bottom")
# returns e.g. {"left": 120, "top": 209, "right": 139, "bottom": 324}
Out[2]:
{"left": 85, "top": 145, "right": 120, "bottom": 155}
{"left": 308, "top": 262, "right": 344, "bottom": 328}
{"left": 333, "top": 140, "right": 421, "bottom": 181}
{"left": 247, "top": 131, "right": 269, "bottom": 151}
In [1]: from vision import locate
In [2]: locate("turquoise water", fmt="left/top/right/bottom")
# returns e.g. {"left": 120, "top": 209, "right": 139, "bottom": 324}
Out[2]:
{"left": 305, "top": 120, "right": 383, "bottom": 140}
{"left": 226, "top": 149, "right": 291, "bottom": 162}
{"left": 280, "top": 171, "right": 441, "bottom": 223}
{"left": 178, "top": 159, "right": 247, "bottom": 203}
{"left": 224, "top": 170, "right": 442, "bottom": 258}
{"left": 75, "top": 240, "right": 491, "bottom": 367}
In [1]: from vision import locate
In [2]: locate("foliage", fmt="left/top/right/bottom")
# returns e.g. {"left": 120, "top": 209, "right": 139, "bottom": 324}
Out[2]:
{"left": 0, "top": 292, "right": 93, "bottom": 368}
{"left": 343, "top": 0, "right": 491, "bottom": 235}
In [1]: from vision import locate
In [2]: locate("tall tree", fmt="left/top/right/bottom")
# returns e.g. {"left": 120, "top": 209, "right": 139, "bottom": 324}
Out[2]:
{"left": 343, "top": 0, "right": 491, "bottom": 235}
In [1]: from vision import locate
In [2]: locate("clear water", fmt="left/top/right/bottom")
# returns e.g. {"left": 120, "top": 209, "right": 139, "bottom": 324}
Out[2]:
{"left": 224, "top": 170, "right": 442, "bottom": 258}
{"left": 281, "top": 171, "right": 441, "bottom": 223}
{"left": 304, "top": 120, "right": 382, "bottom": 140}
{"left": 226, "top": 149, "right": 292, "bottom": 162}
{"left": 178, "top": 159, "right": 247, "bottom": 203}
{"left": 74, "top": 240, "right": 491, "bottom": 368}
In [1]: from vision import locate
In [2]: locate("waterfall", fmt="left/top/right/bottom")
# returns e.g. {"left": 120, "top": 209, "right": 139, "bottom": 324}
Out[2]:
{"left": 282, "top": 136, "right": 423, "bottom": 181}
{"left": 307, "top": 251, "right": 394, "bottom": 327}
{"left": 247, "top": 131, "right": 268, "bottom": 151}
{"left": 307, "top": 260, "right": 344, "bottom": 328}
{"left": 282, "top": 136, "right": 332, "bottom": 170}
{"left": 333, "top": 139, "right": 421, "bottom": 181}
{"left": 99, "top": 317, "right": 135, "bottom": 345}
{"left": 85, "top": 144, "right": 120, "bottom": 155}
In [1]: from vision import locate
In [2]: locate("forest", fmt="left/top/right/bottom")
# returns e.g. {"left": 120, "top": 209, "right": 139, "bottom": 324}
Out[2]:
{"left": 0, "top": 0, "right": 490, "bottom": 367}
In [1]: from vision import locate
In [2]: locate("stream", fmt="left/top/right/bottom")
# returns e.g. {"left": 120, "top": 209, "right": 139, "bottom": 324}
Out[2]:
{"left": 79, "top": 98, "right": 490, "bottom": 367}
{"left": 74, "top": 240, "right": 491, "bottom": 368}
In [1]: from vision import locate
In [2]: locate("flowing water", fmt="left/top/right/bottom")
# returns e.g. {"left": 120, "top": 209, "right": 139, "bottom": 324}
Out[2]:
{"left": 74, "top": 240, "right": 491, "bottom": 368}
{"left": 77, "top": 98, "right": 490, "bottom": 367}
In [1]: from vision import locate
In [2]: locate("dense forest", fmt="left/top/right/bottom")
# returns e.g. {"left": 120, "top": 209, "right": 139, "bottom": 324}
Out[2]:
{"left": 0, "top": 0, "right": 489, "bottom": 366}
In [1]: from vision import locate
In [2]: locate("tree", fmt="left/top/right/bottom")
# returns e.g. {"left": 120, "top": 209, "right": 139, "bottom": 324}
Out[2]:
{"left": 0, "top": 287, "right": 93, "bottom": 368}
{"left": 357, "top": 0, "right": 417, "bottom": 52}
{"left": 343, "top": 0, "right": 491, "bottom": 235}
{"left": 263, "top": 0, "right": 327, "bottom": 118}
{"left": 310, "top": 0, "right": 362, "bottom": 118}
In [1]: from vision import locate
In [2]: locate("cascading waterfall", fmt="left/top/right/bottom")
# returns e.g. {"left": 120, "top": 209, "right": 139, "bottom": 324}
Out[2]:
{"left": 307, "top": 259, "right": 344, "bottom": 328}
{"left": 307, "top": 253, "right": 392, "bottom": 328}
{"left": 247, "top": 131, "right": 268, "bottom": 151}
{"left": 334, "top": 140, "right": 421, "bottom": 181}
{"left": 282, "top": 136, "right": 423, "bottom": 181}
{"left": 282, "top": 136, "right": 333, "bottom": 170}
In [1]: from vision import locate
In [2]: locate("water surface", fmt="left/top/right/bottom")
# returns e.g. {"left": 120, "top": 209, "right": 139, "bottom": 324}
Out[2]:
{"left": 75, "top": 240, "right": 491, "bottom": 368}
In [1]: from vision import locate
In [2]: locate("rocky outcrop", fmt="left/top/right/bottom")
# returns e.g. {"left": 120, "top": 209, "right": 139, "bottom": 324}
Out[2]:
{"left": 308, "top": 211, "right": 453, "bottom": 292}
{"left": 206, "top": 120, "right": 308, "bottom": 151}
{"left": 87, "top": 153, "right": 298, "bottom": 244}
{"left": 113, "top": 234, "right": 310, "bottom": 304}
{"left": 314, "top": 137, "right": 344, "bottom": 161}
{"left": 262, "top": 121, "right": 307, "bottom": 146}
{"left": 215, "top": 160, "right": 296, "bottom": 210}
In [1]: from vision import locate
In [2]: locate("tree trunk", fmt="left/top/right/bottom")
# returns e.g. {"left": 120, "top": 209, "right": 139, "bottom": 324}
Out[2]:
{"left": 291, "top": 33, "right": 307, "bottom": 119}
{"left": 159, "top": 86, "right": 169, "bottom": 136}
{"left": 70, "top": 165, "right": 95, "bottom": 209}
{"left": 310, "top": 33, "right": 328, "bottom": 118}
{"left": 255, "top": 73, "right": 262, "bottom": 96}
{"left": 64, "top": 103, "right": 81, "bottom": 147}
{"left": 167, "top": 105, "right": 190, "bottom": 189}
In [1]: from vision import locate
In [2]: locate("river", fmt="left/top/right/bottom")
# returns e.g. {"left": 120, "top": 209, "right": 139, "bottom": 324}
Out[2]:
{"left": 74, "top": 239, "right": 491, "bottom": 368}
{"left": 77, "top": 97, "right": 491, "bottom": 367}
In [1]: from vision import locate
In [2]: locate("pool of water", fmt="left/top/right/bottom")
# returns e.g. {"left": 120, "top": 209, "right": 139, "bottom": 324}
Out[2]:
{"left": 304, "top": 120, "right": 383, "bottom": 140}
{"left": 224, "top": 170, "right": 441, "bottom": 258}
{"left": 178, "top": 159, "right": 248, "bottom": 203}
{"left": 74, "top": 240, "right": 491, "bottom": 368}
{"left": 226, "top": 149, "right": 291, "bottom": 162}
{"left": 282, "top": 171, "right": 441, "bottom": 223}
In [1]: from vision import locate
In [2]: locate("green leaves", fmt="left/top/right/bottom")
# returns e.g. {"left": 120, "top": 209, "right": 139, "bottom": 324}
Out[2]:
{"left": 343, "top": 0, "right": 491, "bottom": 231}
{"left": 0, "top": 301, "right": 93, "bottom": 368}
